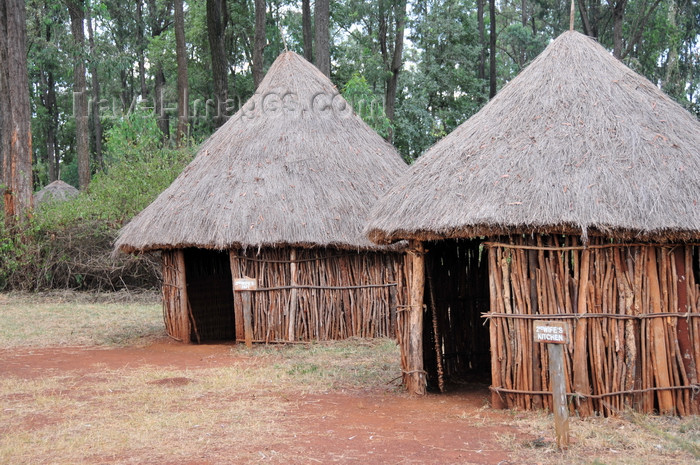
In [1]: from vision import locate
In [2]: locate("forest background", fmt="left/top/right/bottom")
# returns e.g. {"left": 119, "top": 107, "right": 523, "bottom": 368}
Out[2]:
{"left": 0, "top": 0, "right": 698, "bottom": 291}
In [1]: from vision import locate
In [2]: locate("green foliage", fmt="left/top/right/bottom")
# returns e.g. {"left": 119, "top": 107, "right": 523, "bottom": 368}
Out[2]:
{"left": 0, "top": 218, "right": 40, "bottom": 291}
{"left": 0, "top": 113, "right": 193, "bottom": 291}
{"left": 342, "top": 73, "right": 393, "bottom": 139}
{"left": 103, "top": 109, "right": 168, "bottom": 166}
{"left": 37, "top": 112, "right": 193, "bottom": 227}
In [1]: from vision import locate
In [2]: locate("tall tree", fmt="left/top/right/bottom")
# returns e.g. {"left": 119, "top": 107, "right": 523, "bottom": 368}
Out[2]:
{"left": 136, "top": 0, "right": 148, "bottom": 98}
{"left": 610, "top": 0, "right": 627, "bottom": 58}
{"left": 36, "top": 1, "right": 60, "bottom": 182}
{"left": 174, "top": 0, "right": 188, "bottom": 146}
{"left": 302, "top": 0, "right": 312, "bottom": 62}
{"left": 477, "top": 0, "right": 486, "bottom": 83}
{"left": 147, "top": 0, "right": 170, "bottom": 141}
{"left": 382, "top": 0, "right": 407, "bottom": 141}
{"left": 207, "top": 0, "right": 228, "bottom": 127}
{"left": 0, "top": 0, "right": 34, "bottom": 216}
{"left": 578, "top": 0, "right": 601, "bottom": 38}
{"left": 488, "top": 0, "right": 497, "bottom": 98}
{"left": 252, "top": 0, "right": 265, "bottom": 88}
{"left": 86, "top": 4, "right": 103, "bottom": 170}
{"left": 314, "top": 0, "right": 330, "bottom": 76}
{"left": 66, "top": 0, "right": 90, "bottom": 190}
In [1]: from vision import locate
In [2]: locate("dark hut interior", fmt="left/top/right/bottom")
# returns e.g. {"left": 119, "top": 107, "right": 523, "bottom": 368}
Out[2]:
{"left": 184, "top": 248, "right": 235, "bottom": 342}
{"left": 422, "top": 240, "right": 491, "bottom": 392}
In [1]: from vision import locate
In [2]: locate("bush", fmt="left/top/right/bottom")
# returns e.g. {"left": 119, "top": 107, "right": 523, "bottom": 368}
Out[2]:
{"left": 0, "top": 112, "right": 194, "bottom": 291}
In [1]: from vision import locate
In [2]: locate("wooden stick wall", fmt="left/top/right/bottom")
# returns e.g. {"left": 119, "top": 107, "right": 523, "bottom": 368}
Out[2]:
{"left": 230, "top": 247, "right": 408, "bottom": 342}
{"left": 487, "top": 236, "right": 700, "bottom": 416}
{"left": 161, "top": 249, "right": 190, "bottom": 342}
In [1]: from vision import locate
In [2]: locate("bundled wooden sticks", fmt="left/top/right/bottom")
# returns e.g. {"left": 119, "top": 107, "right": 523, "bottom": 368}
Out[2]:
{"left": 486, "top": 236, "right": 699, "bottom": 416}
{"left": 230, "top": 247, "right": 408, "bottom": 342}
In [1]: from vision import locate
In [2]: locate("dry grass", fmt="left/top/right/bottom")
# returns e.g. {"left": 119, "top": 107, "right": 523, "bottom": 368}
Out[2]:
{"left": 0, "top": 290, "right": 162, "bottom": 347}
{"left": 0, "top": 338, "right": 402, "bottom": 465}
{"left": 498, "top": 408, "right": 700, "bottom": 465}
{"left": 0, "top": 292, "right": 698, "bottom": 465}
{"left": 1, "top": 366, "right": 302, "bottom": 464}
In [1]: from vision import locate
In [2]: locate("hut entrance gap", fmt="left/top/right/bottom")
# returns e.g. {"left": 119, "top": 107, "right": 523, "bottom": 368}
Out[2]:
{"left": 423, "top": 239, "right": 491, "bottom": 392}
{"left": 184, "top": 248, "right": 235, "bottom": 342}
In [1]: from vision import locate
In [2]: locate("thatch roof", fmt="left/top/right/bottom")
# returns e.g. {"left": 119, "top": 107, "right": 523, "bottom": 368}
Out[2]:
{"left": 115, "top": 51, "right": 406, "bottom": 253}
{"left": 35, "top": 180, "right": 79, "bottom": 204}
{"left": 366, "top": 31, "right": 700, "bottom": 244}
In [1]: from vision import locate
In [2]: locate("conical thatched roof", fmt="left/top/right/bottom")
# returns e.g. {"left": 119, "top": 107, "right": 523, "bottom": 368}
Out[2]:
{"left": 115, "top": 52, "right": 406, "bottom": 253}
{"left": 35, "top": 180, "right": 79, "bottom": 204}
{"left": 366, "top": 31, "right": 700, "bottom": 244}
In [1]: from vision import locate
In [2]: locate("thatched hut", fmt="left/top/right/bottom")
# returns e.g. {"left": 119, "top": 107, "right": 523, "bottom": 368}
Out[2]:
{"left": 366, "top": 31, "right": 700, "bottom": 416}
{"left": 35, "top": 180, "right": 79, "bottom": 204}
{"left": 115, "top": 51, "right": 408, "bottom": 344}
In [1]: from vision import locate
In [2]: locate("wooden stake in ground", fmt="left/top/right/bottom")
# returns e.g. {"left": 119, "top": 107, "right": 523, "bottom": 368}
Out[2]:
{"left": 573, "top": 249, "right": 592, "bottom": 415}
{"left": 646, "top": 248, "right": 674, "bottom": 413}
{"left": 534, "top": 320, "right": 570, "bottom": 449}
{"left": 288, "top": 249, "right": 298, "bottom": 342}
{"left": 407, "top": 240, "right": 426, "bottom": 395}
{"left": 234, "top": 277, "right": 258, "bottom": 348}
{"left": 175, "top": 250, "right": 191, "bottom": 343}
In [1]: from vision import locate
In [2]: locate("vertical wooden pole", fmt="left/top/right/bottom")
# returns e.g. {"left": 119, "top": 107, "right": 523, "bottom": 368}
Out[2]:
{"left": 674, "top": 249, "right": 696, "bottom": 383}
{"left": 175, "top": 249, "right": 191, "bottom": 344}
{"left": 647, "top": 247, "right": 674, "bottom": 413}
{"left": 549, "top": 343, "right": 570, "bottom": 448}
{"left": 427, "top": 273, "right": 445, "bottom": 392}
{"left": 242, "top": 290, "right": 253, "bottom": 348}
{"left": 488, "top": 244, "right": 505, "bottom": 409}
{"left": 288, "top": 248, "right": 298, "bottom": 342}
{"left": 229, "top": 251, "right": 245, "bottom": 341}
{"left": 528, "top": 249, "right": 543, "bottom": 410}
{"left": 407, "top": 240, "right": 426, "bottom": 395}
{"left": 573, "top": 248, "right": 592, "bottom": 415}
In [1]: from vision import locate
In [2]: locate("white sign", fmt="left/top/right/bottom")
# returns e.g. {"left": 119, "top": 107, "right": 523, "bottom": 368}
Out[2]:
{"left": 533, "top": 320, "right": 569, "bottom": 344}
{"left": 234, "top": 277, "right": 258, "bottom": 291}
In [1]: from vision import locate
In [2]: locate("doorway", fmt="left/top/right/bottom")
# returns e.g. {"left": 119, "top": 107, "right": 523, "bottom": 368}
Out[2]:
{"left": 184, "top": 248, "right": 235, "bottom": 342}
{"left": 423, "top": 239, "right": 491, "bottom": 391}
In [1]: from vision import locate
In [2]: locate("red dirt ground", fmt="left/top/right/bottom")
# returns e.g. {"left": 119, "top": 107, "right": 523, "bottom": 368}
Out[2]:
{"left": 1, "top": 340, "right": 528, "bottom": 464}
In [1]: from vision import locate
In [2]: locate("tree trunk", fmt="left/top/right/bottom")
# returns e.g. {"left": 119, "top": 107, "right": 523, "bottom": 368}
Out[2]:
{"left": 86, "top": 6, "right": 103, "bottom": 170}
{"left": 385, "top": 0, "right": 407, "bottom": 143}
{"left": 478, "top": 0, "right": 486, "bottom": 82}
{"left": 612, "top": 0, "right": 626, "bottom": 59}
{"left": 148, "top": 0, "right": 170, "bottom": 141}
{"left": 302, "top": 0, "right": 312, "bottom": 62}
{"left": 314, "top": 0, "right": 330, "bottom": 77}
{"left": 44, "top": 70, "right": 59, "bottom": 182}
{"left": 136, "top": 0, "right": 148, "bottom": 98}
{"left": 207, "top": 0, "right": 228, "bottom": 127}
{"left": 154, "top": 65, "right": 170, "bottom": 140}
{"left": 489, "top": 0, "right": 497, "bottom": 98}
{"left": 253, "top": 0, "right": 265, "bottom": 88}
{"left": 67, "top": 0, "right": 90, "bottom": 190}
{"left": 0, "top": 0, "right": 34, "bottom": 217}
{"left": 39, "top": 15, "right": 59, "bottom": 182}
{"left": 174, "top": 0, "right": 189, "bottom": 146}
{"left": 662, "top": 0, "right": 680, "bottom": 97}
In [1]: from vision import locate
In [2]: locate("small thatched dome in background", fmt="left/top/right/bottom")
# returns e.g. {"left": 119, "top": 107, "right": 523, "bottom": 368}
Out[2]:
{"left": 115, "top": 51, "right": 406, "bottom": 254}
{"left": 366, "top": 31, "right": 700, "bottom": 244}
{"left": 35, "top": 180, "right": 79, "bottom": 204}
